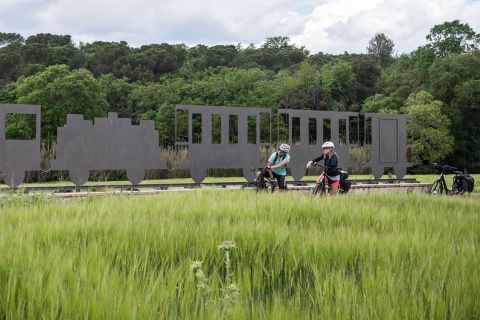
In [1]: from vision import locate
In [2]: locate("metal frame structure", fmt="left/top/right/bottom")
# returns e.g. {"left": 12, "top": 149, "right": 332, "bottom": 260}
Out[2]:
{"left": 0, "top": 103, "right": 412, "bottom": 187}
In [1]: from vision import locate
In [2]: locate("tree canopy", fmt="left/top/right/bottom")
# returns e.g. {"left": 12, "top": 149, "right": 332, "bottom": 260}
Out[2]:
{"left": 16, "top": 64, "right": 108, "bottom": 138}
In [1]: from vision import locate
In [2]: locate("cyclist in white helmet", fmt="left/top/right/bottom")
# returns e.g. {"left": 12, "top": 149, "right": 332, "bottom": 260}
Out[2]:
{"left": 306, "top": 141, "right": 341, "bottom": 196}
{"left": 264, "top": 143, "right": 290, "bottom": 192}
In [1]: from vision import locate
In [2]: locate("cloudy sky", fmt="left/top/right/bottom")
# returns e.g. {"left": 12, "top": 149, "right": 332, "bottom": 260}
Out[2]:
{"left": 1, "top": 0, "right": 480, "bottom": 55}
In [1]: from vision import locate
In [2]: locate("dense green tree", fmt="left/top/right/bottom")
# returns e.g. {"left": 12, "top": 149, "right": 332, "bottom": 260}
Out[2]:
{"left": 307, "top": 52, "right": 335, "bottom": 68}
{"left": 400, "top": 91, "right": 454, "bottom": 167}
{"left": 153, "top": 104, "right": 176, "bottom": 145}
{"left": 426, "top": 20, "right": 480, "bottom": 58}
{"left": 16, "top": 64, "right": 108, "bottom": 138}
{"left": 446, "top": 79, "right": 480, "bottom": 171}
{"left": 428, "top": 52, "right": 480, "bottom": 104}
{"left": 367, "top": 33, "right": 395, "bottom": 68}
{"left": 377, "top": 54, "right": 415, "bottom": 95}
{"left": 25, "top": 33, "right": 73, "bottom": 46}
{"left": 232, "top": 44, "right": 264, "bottom": 69}
{"left": 0, "top": 44, "right": 22, "bottom": 84}
{"left": 203, "top": 45, "right": 238, "bottom": 69}
{"left": 178, "top": 66, "right": 278, "bottom": 107}
{"left": 136, "top": 43, "right": 188, "bottom": 75}
{"left": 274, "top": 61, "right": 330, "bottom": 110}
{"left": 126, "top": 83, "right": 164, "bottom": 123}
{"left": 21, "top": 34, "right": 82, "bottom": 69}
{"left": 81, "top": 41, "right": 132, "bottom": 77}
{"left": 0, "top": 82, "right": 17, "bottom": 103}
{"left": 98, "top": 74, "right": 135, "bottom": 117}
{"left": 0, "top": 32, "right": 24, "bottom": 47}
{"left": 361, "top": 90, "right": 406, "bottom": 114}
{"left": 350, "top": 55, "right": 382, "bottom": 106}
{"left": 259, "top": 36, "right": 309, "bottom": 71}
{"left": 320, "top": 60, "right": 355, "bottom": 111}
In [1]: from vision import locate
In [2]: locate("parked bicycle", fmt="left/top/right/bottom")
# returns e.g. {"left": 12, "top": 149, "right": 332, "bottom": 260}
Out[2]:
{"left": 310, "top": 164, "right": 351, "bottom": 196}
{"left": 429, "top": 163, "right": 464, "bottom": 195}
{"left": 241, "top": 167, "right": 277, "bottom": 193}
{"left": 428, "top": 163, "right": 475, "bottom": 195}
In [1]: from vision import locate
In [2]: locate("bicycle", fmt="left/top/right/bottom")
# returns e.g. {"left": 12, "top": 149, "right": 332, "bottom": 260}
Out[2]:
{"left": 241, "top": 167, "right": 277, "bottom": 193}
{"left": 310, "top": 164, "right": 350, "bottom": 196}
{"left": 429, "top": 163, "right": 464, "bottom": 195}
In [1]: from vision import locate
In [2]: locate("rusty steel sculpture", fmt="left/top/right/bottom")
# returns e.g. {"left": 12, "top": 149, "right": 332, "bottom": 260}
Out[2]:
{"left": 0, "top": 103, "right": 412, "bottom": 188}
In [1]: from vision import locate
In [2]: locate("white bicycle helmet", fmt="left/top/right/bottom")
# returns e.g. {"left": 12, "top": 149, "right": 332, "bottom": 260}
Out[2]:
{"left": 322, "top": 141, "right": 334, "bottom": 148}
{"left": 278, "top": 143, "right": 290, "bottom": 153}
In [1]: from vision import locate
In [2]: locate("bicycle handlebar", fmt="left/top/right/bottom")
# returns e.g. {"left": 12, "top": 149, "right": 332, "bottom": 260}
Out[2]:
{"left": 311, "top": 163, "right": 343, "bottom": 171}
{"left": 432, "top": 163, "right": 458, "bottom": 172}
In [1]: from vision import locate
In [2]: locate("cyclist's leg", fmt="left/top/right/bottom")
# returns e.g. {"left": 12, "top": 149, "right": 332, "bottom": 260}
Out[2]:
{"left": 273, "top": 172, "right": 286, "bottom": 193}
{"left": 330, "top": 179, "right": 340, "bottom": 196}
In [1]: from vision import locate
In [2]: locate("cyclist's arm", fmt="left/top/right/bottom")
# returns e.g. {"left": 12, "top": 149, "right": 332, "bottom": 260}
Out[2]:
{"left": 271, "top": 159, "right": 288, "bottom": 170}
{"left": 266, "top": 156, "right": 275, "bottom": 178}
{"left": 307, "top": 155, "right": 324, "bottom": 168}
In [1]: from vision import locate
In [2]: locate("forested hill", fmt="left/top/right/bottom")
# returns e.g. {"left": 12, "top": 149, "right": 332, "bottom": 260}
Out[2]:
{"left": 1, "top": 20, "right": 480, "bottom": 172}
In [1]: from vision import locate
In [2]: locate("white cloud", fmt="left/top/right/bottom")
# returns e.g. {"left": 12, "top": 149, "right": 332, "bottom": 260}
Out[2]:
{"left": 1, "top": 0, "right": 479, "bottom": 54}
{"left": 291, "top": 0, "right": 480, "bottom": 54}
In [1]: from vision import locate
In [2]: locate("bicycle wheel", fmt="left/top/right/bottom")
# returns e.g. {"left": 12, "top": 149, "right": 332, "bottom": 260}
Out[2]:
{"left": 256, "top": 179, "right": 268, "bottom": 193}
{"left": 429, "top": 180, "right": 443, "bottom": 195}
{"left": 312, "top": 182, "right": 327, "bottom": 197}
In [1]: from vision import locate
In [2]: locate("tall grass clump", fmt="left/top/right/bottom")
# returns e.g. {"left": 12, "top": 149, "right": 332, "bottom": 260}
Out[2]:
{"left": 0, "top": 191, "right": 478, "bottom": 319}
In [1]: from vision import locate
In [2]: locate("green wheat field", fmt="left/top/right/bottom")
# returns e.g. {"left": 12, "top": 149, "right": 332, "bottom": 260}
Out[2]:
{"left": 0, "top": 190, "right": 479, "bottom": 319}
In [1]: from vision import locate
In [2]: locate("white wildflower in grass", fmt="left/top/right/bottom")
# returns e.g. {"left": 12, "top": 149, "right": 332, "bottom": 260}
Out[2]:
{"left": 218, "top": 241, "right": 240, "bottom": 310}
{"left": 190, "top": 260, "right": 211, "bottom": 304}
{"left": 218, "top": 241, "right": 237, "bottom": 287}
{"left": 217, "top": 240, "right": 237, "bottom": 252}
{"left": 190, "top": 260, "right": 203, "bottom": 273}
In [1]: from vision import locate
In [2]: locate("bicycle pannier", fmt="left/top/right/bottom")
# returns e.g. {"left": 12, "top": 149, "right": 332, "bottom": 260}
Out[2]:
{"left": 340, "top": 180, "right": 352, "bottom": 193}
{"left": 461, "top": 174, "right": 475, "bottom": 193}
{"left": 454, "top": 174, "right": 475, "bottom": 193}
{"left": 340, "top": 170, "right": 349, "bottom": 180}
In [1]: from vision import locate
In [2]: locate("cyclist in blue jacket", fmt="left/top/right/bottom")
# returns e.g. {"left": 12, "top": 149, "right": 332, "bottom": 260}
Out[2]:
{"left": 265, "top": 143, "right": 290, "bottom": 193}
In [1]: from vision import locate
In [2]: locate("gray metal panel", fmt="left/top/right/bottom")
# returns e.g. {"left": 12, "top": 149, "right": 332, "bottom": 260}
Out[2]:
{"left": 277, "top": 109, "right": 360, "bottom": 180}
{"left": 175, "top": 104, "right": 271, "bottom": 183}
{"left": 0, "top": 104, "right": 41, "bottom": 187}
{"left": 379, "top": 118, "right": 399, "bottom": 162}
{"left": 51, "top": 112, "right": 167, "bottom": 186}
{"left": 365, "top": 113, "right": 412, "bottom": 179}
